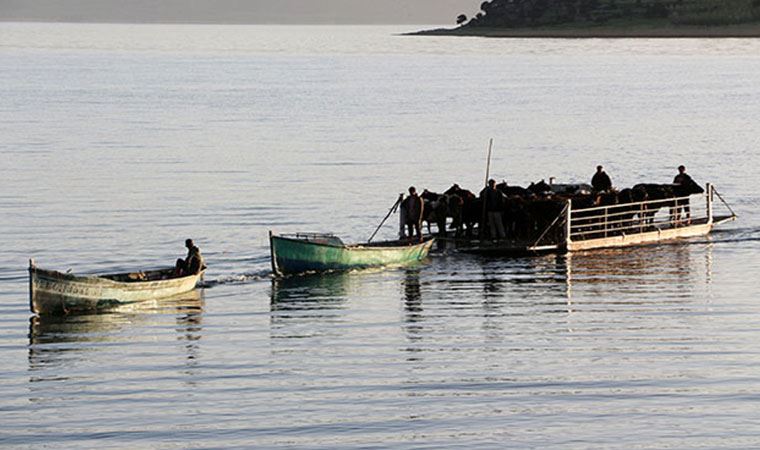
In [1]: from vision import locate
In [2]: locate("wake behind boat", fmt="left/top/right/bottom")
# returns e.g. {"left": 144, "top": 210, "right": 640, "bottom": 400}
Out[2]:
{"left": 28, "top": 259, "right": 205, "bottom": 315}
{"left": 269, "top": 232, "right": 434, "bottom": 276}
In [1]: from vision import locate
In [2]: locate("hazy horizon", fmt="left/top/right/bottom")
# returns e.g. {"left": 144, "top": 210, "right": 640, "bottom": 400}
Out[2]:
{"left": 0, "top": 0, "right": 480, "bottom": 25}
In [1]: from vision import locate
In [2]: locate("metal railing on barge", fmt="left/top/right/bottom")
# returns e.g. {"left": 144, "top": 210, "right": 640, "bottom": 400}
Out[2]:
{"left": 565, "top": 183, "right": 735, "bottom": 250}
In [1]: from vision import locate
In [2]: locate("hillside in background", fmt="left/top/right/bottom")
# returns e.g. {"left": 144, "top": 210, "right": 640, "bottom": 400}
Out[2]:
{"left": 459, "top": 0, "right": 760, "bottom": 28}
{"left": 412, "top": 0, "right": 760, "bottom": 36}
{"left": 454, "top": 0, "right": 760, "bottom": 27}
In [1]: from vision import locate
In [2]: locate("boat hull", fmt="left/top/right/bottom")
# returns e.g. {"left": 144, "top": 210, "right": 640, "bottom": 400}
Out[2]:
{"left": 270, "top": 234, "right": 434, "bottom": 276}
{"left": 566, "top": 217, "right": 735, "bottom": 252}
{"left": 29, "top": 266, "right": 204, "bottom": 315}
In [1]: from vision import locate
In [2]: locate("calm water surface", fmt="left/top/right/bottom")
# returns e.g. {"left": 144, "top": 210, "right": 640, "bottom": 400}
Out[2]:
{"left": 1, "top": 23, "right": 760, "bottom": 448}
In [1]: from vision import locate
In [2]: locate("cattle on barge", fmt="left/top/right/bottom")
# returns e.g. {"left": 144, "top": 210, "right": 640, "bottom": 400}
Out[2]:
{"left": 405, "top": 179, "right": 736, "bottom": 255}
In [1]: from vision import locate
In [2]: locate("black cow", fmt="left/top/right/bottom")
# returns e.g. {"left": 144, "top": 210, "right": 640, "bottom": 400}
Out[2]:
{"left": 633, "top": 182, "right": 704, "bottom": 226}
{"left": 672, "top": 179, "right": 704, "bottom": 224}
{"left": 421, "top": 190, "right": 449, "bottom": 236}
{"left": 632, "top": 184, "right": 674, "bottom": 225}
{"left": 527, "top": 180, "right": 552, "bottom": 196}
{"left": 444, "top": 184, "right": 479, "bottom": 236}
{"left": 496, "top": 182, "right": 533, "bottom": 198}
{"left": 613, "top": 187, "right": 648, "bottom": 232}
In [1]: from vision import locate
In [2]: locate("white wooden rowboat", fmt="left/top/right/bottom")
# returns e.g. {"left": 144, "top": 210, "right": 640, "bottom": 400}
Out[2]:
{"left": 28, "top": 259, "right": 205, "bottom": 315}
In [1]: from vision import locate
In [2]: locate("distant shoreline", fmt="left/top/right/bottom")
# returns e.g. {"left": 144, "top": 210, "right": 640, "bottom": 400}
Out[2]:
{"left": 408, "top": 23, "right": 760, "bottom": 38}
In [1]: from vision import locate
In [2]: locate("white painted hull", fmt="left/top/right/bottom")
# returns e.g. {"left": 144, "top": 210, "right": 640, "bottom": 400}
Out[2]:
{"left": 29, "top": 265, "right": 204, "bottom": 315}
{"left": 567, "top": 222, "right": 713, "bottom": 252}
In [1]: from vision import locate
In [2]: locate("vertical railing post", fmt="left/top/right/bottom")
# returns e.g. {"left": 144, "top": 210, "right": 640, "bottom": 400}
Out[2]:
{"left": 706, "top": 183, "right": 713, "bottom": 225}
{"left": 565, "top": 199, "right": 572, "bottom": 247}
{"left": 604, "top": 206, "right": 608, "bottom": 238}
{"left": 398, "top": 193, "right": 406, "bottom": 239}
{"left": 29, "top": 258, "right": 35, "bottom": 314}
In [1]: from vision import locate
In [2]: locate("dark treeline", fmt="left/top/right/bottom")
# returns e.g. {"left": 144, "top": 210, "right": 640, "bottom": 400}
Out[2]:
{"left": 456, "top": 0, "right": 760, "bottom": 28}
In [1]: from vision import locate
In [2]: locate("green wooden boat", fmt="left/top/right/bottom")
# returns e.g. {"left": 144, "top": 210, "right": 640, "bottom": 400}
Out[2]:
{"left": 269, "top": 231, "right": 434, "bottom": 276}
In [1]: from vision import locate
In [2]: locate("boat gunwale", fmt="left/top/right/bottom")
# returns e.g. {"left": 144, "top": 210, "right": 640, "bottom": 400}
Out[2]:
{"left": 270, "top": 234, "right": 434, "bottom": 252}
{"left": 29, "top": 266, "right": 205, "bottom": 289}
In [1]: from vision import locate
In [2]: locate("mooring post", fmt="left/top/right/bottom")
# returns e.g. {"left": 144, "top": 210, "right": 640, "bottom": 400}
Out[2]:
{"left": 706, "top": 183, "right": 713, "bottom": 225}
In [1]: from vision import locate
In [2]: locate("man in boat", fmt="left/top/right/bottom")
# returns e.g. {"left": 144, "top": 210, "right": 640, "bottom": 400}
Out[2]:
{"left": 482, "top": 179, "right": 507, "bottom": 240}
{"left": 401, "top": 186, "right": 424, "bottom": 241}
{"left": 175, "top": 239, "right": 205, "bottom": 276}
{"left": 673, "top": 165, "right": 697, "bottom": 224}
{"left": 591, "top": 165, "right": 613, "bottom": 193}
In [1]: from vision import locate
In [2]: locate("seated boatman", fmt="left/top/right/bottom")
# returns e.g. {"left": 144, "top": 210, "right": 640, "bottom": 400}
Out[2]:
{"left": 400, "top": 186, "right": 424, "bottom": 241}
{"left": 591, "top": 165, "right": 613, "bottom": 193}
{"left": 175, "top": 239, "right": 205, "bottom": 276}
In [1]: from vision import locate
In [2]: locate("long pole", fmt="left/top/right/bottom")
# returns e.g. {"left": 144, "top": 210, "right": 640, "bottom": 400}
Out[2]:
{"left": 368, "top": 194, "right": 403, "bottom": 243}
{"left": 480, "top": 138, "right": 494, "bottom": 239}
{"left": 484, "top": 138, "right": 493, "bottom": 187}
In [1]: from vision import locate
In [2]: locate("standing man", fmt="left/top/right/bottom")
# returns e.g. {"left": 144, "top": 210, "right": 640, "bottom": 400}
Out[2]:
{"left": 591, "top": 165, "right": 613, "bottom": 193}
{"left": 673, "top": 165, "right": 697, "bottom": 224}
{"left": 401, "top": 186, "right": 424, "bottom": 241}
{"left": 175, "top": 239, "right": 205, "bottom": 276}
{"left": 673, "top": 165, "right": 695, "bottom": 187}
{"left": 482, "top": 179, "right": 507, "bottom": 240}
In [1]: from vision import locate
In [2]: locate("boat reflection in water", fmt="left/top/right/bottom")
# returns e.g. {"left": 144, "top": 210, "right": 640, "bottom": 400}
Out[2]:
{"left": 469, "top": 239, "right": 709, "bottom": 305}
{"left": 269, "top": 273, "right": 351, "bottom": 341}
{"left": 407, "top": 239, "right": 712, "bottom": 325}
{"left": 563, "top": 238, "right": 712, "bottom": 303}
{"left": 401, "top": 268, "right": 425, "bottom": 362}
{"left": 28, "top": 290, "right": 204, "bottom": 388}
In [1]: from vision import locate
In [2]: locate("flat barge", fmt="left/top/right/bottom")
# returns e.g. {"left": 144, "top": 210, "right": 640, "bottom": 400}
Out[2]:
{"left": 418, "top": 183, "right": 736, "bottom": 255}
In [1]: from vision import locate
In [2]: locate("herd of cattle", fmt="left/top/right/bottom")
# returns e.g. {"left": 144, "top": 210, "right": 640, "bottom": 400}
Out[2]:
{"left": 417, "top": 179, "right": 706, "bottom": 242}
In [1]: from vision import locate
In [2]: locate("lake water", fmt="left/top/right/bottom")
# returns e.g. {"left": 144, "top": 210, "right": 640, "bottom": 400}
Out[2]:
{"left": 1, "top": 23, "right": 760, "bottom": 448}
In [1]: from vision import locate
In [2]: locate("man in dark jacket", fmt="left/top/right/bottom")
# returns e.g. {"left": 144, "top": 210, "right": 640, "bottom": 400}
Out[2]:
{"left": 673, "top": 165, "right": 697, "bottom": 224}
{"left": 673, "top": 165, "right": 695, "bottom": 187}
{"left": 401, "top": 187, "right": 424, "bottom": 240}
{"left": 591, "top": 165, "right": 612, "bottom": 193}
{"left": 481, "top": 179, "right": 507, "bottom": 239}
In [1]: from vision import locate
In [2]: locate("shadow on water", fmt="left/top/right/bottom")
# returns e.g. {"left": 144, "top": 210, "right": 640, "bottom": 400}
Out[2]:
{"left": 27, "top": 290, "right": 204, "bottom": 383}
